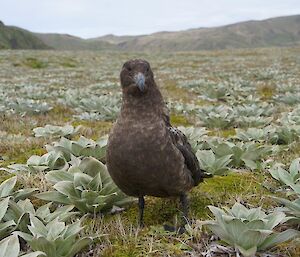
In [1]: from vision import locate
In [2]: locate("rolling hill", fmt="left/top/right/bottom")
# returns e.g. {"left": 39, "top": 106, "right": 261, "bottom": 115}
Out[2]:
{"left": 1, "top": 15, "right": 300, "bottom": 51}
{"left": 102, "top": 14, "right": 300, "bottom": 51}
{"left": 34, "top": 33, "right": 115, "bottom": 51}
{"left": 0, "top": 20, "right": 49, "bottom": 49}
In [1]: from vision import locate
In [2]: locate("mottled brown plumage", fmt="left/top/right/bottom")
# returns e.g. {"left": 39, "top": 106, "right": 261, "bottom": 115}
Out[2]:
{"left": 106, "top": 59, "right": 206, "bottom": 228}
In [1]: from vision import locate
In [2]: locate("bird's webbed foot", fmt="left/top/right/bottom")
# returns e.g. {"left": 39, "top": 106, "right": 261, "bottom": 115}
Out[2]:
{"left": 163, "top": 224, "right": 186, "bottom": 234}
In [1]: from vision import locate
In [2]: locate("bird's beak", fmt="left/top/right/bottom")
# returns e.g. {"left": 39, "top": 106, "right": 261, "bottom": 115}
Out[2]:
{"left": 134, "top": 72, "right": 146, "bottom": 92}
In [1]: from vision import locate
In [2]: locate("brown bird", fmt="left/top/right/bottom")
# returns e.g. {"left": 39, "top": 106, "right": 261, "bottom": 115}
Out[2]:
{"left": 106, "top": 59, "right": 207, "bottom": 230}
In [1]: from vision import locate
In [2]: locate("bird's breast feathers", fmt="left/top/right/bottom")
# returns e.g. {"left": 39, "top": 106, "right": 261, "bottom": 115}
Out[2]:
{"left": 109, "top": 119, "right": 168, "bottom": 154}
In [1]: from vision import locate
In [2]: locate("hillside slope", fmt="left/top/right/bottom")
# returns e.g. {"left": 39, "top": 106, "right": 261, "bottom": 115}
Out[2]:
{"left": 34, "top": 33, "right": 115, "bottom": 50}
{"left": 2, "top": 14, "right": 300, "bottom": 51}
{"left": 0, "top": 21, "right": 49, "bottom": 49}
{"left": 112, "top": 15, "right": 300, "bottom": 51}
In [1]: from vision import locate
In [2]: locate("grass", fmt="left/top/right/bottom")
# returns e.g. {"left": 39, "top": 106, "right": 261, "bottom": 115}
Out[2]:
{"left": 60, "top": 57, "right": 78, "bottom": 68}
{"left": 162, "top": 79, "right": 198, "bottom": 103}
{"left": 208, "top": 128, "right": 236, "bottom": 138}
{"left": 170, "top": 114, "right": 192, "bottom": 126}
{"left": 257, "top": 82, "right": 276, "bottom": 100}
{"left": 1, "top": 47, "right": 300, "bottom": 256}
{"left": 23, "top": 57, "right": 48, "bottom": 69}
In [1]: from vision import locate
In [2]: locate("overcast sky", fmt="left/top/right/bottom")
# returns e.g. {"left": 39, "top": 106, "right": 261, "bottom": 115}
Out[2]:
{"left": 1, "top": 0, "right": 300, "bottom": 38}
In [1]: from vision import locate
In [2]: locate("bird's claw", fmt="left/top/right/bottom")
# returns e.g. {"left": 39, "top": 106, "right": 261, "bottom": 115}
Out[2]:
{"left": 163, "top": 224, "right": 186, "bottom": 234}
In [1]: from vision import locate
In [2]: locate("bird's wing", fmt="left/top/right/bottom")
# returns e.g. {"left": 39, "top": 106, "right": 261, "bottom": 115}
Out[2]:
{"left": 163, "top": 105, "right": 209, "bottom": 186}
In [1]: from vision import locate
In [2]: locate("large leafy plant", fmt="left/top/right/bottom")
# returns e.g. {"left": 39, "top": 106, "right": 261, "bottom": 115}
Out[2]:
{"left": 234, "top": 116, "right": 273, "bottom": 128}
{"left": 0, "top": 197, "right": 20, "bottom": 239}
{"left": 200, "top": 83, "right": 230, "bottom": 101}
{"left": 46, "top": 136, "right": 108, "bottom": 161}
{"left": 8, "top": 151, "right": 68, "bottom": 173}
{"left": 178, "top": 126, "right": 207, "bottom": 151}
{"left": 235, "top": 127, "right": 267, "bottom": 142}
{"left": 0, "top": 177, "right": 37, "bottom": 239}
{"left": 196, "top": 150, "right": 232, "bottom": 175}
{"left": 8, "top": 98, "right": 52, "bottom": 115}
{"left": 232, "top": 103, "right": 274, "bottom": 128}
{"left": 62, "top": 91, "right": 121, "bottom": 121}
{"left": 268, "top": 126, "right": 300, "bottom": 145}
{"left": 274, "top": 92, "right": 300, "bottom": 105}
{"left": 233, "top": 103, "right": 274, "bottom": 117}
{"left": 0, "top": 176, "right": 37, "bottom": 201}
{"left": 167, "top": 101, "right": 199, "bottom": 114}
{"left": 210, "top": 141, "right": 273, "bottom": 170}
{"left": 280, "top": 107, "right": 300, "bottom": 125}
{"left": 270, "top": 158, "right": 300, "bottom": 222}
{"left": 15, "top": 216, "right": 94, "bottom": 257}
{"left": 269, "top": 158, "right": 300, "bottom": 189}
{"left": 1, "top": 198, "right": 77, "bottom": 240}
{"left": 235, "top": 126, "right": 300, "bottom": 145}
{"left": 33, "top": 125, "right": 81, "bottom": 139}
{"left": 9, "top": 200, "right": 78, "bottom": 224}
{"left": 204, "top": 203, "right": 299, "bottom": 257}
{"left": 8, "top": 135, "right": 108, "bottom": 173}
{"left": 36, "top": 157, "right": 133, "bottom": 213}
{"left": 196, "top": 105, "right": 235, "bottom": 129}
{"left": 0, "top": 234, "right": 45, "bottom": 257}
{"left": 273, "top": 195, "right": 300, "bottom": 223}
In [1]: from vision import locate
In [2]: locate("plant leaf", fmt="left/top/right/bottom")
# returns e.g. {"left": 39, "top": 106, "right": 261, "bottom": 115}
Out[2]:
{"left": 0, "top": 177, "right": 17, "bottom": 198}
{"left": 259, "top": 229, "right": 299, "bottom": 250}
{"left": 35, "top": 191, "right": 71, "bottom": 205}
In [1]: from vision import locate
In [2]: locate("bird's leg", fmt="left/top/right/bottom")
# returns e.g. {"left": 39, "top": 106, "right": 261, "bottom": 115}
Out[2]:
{"left": 138, "top": 196, "right": 145, "bottom": 228}
{"left": 164, "top": 194, "right": 190, "bottom": 234}
{"left": 180, "top": 193, "right": 190, "bottom": 228}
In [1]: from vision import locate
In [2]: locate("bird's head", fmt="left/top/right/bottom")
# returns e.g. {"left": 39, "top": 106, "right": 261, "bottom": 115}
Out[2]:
{"left": 120, "top": 59, "right": 154, "bottom": 96}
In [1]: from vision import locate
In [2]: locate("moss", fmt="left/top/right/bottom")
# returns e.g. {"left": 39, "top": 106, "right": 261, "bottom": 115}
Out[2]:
{"left": 102, "top": 243, "right": 140, "bottom": 257}
{"left": 257, "top": 83, "right": 276, "bottom": 100}
{"left": 208, "top": 128, "right": 236, "bottom": 138}
{"left": 170, "top": 114, "right": 192, "bottom": 126}
{"left": 23, "top": 57, "right": 47, "bottom": 69}
{"left": 221, "top": 129, "right": 236, "bottom": 138}
{"left": 191, "top": 171, "right": 274, "bottom": 218}
{"left": 0, "top": 170, "right": 14, "bottom": 184}
{"left": 197, "top": 172, "right": 251, "bottom": 197}
{"left": 189, "top": 193, "right": 212, "bottom": 220}
{"left": 8, "top": 147, "right": 46, "bottom": 165}
{"left": 60, "top": 58, "right": 77, "bottom": 68}
{"left": 195, "top": 99, "right": 214, "bottom": 106}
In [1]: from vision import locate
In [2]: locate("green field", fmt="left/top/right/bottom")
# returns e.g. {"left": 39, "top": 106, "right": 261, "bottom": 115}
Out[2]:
{"left": 0, "top": 47, "right": 300, "bottom": 256}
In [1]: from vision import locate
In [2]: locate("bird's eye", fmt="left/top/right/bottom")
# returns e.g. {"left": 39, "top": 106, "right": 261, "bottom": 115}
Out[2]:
{"left": 127, "top": 66, "right": 132, "bottom": 71}
{"left": 146, "top": 67, "right": 149, "bottom": 72}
